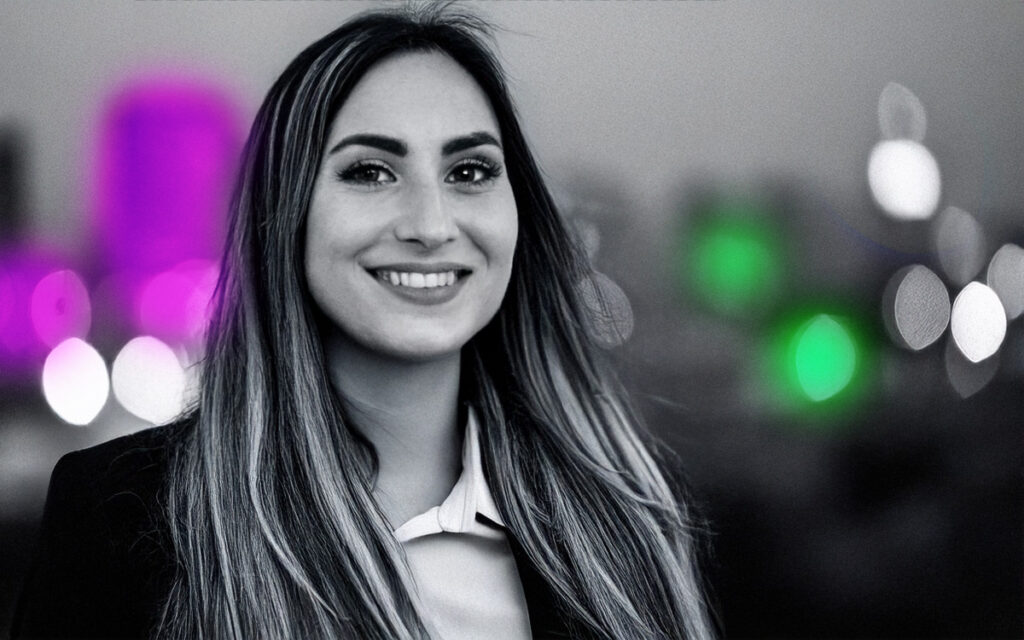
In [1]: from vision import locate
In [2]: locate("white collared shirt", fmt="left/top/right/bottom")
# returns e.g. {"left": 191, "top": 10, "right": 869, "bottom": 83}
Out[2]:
{"left": 394, "top": 409, "right": 532, "bottom": 640}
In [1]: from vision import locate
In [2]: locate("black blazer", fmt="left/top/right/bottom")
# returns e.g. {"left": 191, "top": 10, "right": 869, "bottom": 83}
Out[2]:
{"left": 11, "top": 422, "right": 574, "bottom": 639}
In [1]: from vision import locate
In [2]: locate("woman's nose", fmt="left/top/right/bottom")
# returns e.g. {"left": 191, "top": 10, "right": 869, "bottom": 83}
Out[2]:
{"left": 394, "top": 183, "right": 458, "bottom": 249}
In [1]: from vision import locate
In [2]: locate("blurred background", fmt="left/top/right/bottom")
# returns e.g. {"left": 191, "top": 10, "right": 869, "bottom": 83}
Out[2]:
{"left": 1, "top": 1, "right": 1021, "bottom": 637}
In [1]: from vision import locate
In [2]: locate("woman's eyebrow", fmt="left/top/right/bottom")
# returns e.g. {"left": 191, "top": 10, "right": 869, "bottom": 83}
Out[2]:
{"left": 441, "top": 131, "right": 502, "bottom": 155}
{"left": 328, "top": 134, "right": 407, "bottom": 157}
{"left": 326, "top": 131, "right": 501, "bottom": 158}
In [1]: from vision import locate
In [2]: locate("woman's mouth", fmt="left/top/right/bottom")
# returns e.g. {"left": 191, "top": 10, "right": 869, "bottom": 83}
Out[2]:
{"left": 365, "top": 265, "right": 472, "bottom": 304}
{"left": 372, "top": 269, "right": 463, "bottom": 288}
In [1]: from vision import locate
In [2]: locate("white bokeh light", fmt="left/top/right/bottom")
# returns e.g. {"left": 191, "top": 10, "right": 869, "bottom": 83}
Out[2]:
{"left": 944, "top": 336, "right": 999, "bottom": 399}
{"left": 571, "top": 218, "right": 601, "bottom": 261}
{"left": 882, "top": 264, "right": 950, "bottom": 351}
{"left": 867, "top": 139, "right": 941, "bottom": 221}
{"left": 42, "top": 338, "right": 109, "bottom": 425}
{"left": 950, "top": 282, "right": 1006, "bottom": 363}
{"left": 934, "top": 206, "right": 986, "bottom": 286}
{"left": 986, "top": 243, "right": 1024, "bottom": 320}
{"left": 577, "top": 271, "right": 634, "bottom": 348}
{"left": 878, "top": 82, "right": 928, "bottom": 142}
{"left": 112, "top": 336, "right": 187, "bottom": 425}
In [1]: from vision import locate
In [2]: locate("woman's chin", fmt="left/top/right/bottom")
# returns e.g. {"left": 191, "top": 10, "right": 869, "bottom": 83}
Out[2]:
{"left": 369, "top": 334, "right": 469, "bottom": 364}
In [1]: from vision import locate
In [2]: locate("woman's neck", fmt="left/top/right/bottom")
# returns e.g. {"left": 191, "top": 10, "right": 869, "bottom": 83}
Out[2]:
{"left": 322, "top": 333, "right": 464, "bottom": 528}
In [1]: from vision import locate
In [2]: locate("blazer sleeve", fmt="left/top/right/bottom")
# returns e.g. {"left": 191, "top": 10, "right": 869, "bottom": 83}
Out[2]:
{"left": 10, "top": 450, "right": 136, "bottom": 639}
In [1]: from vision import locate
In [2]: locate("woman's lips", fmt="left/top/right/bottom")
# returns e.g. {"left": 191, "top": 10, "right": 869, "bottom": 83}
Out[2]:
{"left": 365, "top": 264, "right": 471, "bottom": 305}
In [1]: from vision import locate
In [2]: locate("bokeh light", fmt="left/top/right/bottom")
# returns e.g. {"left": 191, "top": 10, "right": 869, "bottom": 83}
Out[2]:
{"left": 0, "top": 246, "right": 63, "bottom": 372}
{"left": 0, "top": 264, "right": 15, "bottom": 349}
{"left": 867, "top": 139, "right": 941, "bottom": 221}
{"left": 571, "top": 217, "right": 601, "bottom": 261}
{"left": 933, "top": 206, "right": 986, "bottom": 286}
{"left": 111, "top": 336, "right": 187, "bottom": 425}
{"left": 29, "top": 269, "right": 91, "bottom": 348}
{"left": 578, "top": 271, "right": 634, "bottom": 348}
{"left": 791, "top": 314, "right": 858, "bottom": 402}
{"left": 877, "top": 82, "right": 928, "bottom": 142}
{"left": 760, "top": 309, "right": 873, "bottom": 416}
{"left": 950, "top": 282, "right": 1006, "bottom": 363}
{"left": 881, "top": 264, "right": 949, "bottom": 351}
{"left": 986, "top": 243, "right": 1024, "bottom": 320}
{"left": 136, "top": 259, "right": 218, "bottom": 343}
{"left": 684, "top": 205, "right": 783, "bottom": 316}
{"left": 41, "top": 338, "right": 109, "bottom": 425}
{"left": 95, "top": 77, "right": 241, "bottom": 276}
{"left": 944, "top": 335, "right": 999, "bottom": 399}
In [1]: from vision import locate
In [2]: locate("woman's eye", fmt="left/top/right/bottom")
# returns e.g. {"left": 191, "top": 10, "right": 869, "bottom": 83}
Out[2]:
{"left": 337, "top": 162, "right": 395, "bottom": 186}
{"left": 446, "top": 158, "right": 502, "bottom": 186}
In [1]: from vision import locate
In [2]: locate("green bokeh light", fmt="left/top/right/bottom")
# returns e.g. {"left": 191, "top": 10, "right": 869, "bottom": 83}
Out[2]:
{"left": 681, "top": 203, "right": 783, "bottom": 316}
{"left": 759, "top": 308, "right": 874, "bottom": 419}
{"left": 792, "top": 314, "right": 857, "bottom": 402}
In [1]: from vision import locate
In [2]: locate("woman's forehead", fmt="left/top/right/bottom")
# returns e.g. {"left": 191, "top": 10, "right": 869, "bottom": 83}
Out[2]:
{"left": 325, "top": 51, "right": 501, "bottom": 149}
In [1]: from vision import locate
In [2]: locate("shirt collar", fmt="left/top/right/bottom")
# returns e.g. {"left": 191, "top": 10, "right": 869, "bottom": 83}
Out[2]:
{"left": 393, "top": 406, "right": 504, "bottom": 542}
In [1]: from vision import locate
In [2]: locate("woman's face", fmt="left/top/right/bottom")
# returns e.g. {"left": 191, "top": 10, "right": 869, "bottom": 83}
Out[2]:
{"left": 305, "top": 51, "right": 518, "bottom": 362}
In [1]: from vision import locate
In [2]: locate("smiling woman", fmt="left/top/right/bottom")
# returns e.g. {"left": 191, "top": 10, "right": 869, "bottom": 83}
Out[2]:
{"left": 12, "top": 4, "right": 713, "bottom": 640}
{"left": 307, "top": 51, "right": 517, "bottom": 365}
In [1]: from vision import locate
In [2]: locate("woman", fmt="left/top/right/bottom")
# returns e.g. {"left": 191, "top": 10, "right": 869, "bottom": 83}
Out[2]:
{"left": 13, "top": 5, "right": 713, "bottom": 639}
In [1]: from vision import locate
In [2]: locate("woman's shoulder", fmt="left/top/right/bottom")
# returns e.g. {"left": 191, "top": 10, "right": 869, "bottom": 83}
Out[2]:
{"left": 11, "top": 419, "right": 192, "bottom": 639}
{"left": 48, "top": 419, "right": 192, "bottom": 527}
{"left": 44, "top": 416, "right": 194, "bottom": 554}
{"left": 55, "top": 418, "right": 190, "bottom": 495}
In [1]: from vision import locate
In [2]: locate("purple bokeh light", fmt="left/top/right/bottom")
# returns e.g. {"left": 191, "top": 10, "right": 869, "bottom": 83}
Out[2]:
{"left": 93, "top": 75, "right": 241, "bottom": 342}
{"left": 137, "top": 259, "right": 218, "bottom": 344}
{"left": 30, "top": 269, "right": 92, "bottom": 349}
{"left": 0, "top": 246, "right": 67, "bottom": 376}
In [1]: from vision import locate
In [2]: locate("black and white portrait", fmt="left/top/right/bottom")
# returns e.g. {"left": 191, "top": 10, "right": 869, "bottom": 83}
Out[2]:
{"left": 1, "top": 2, "right": 1021, "bottom": 638}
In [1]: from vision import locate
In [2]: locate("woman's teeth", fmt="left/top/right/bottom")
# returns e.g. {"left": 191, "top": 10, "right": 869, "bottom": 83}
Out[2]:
{"left": 376, "top": 270, "right": 458, "bottom": 288}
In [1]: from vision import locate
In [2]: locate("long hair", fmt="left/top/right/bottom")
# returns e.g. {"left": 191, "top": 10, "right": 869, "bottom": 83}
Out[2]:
{"left": 158, "top": 4, "right": 713, "bottom": 639}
